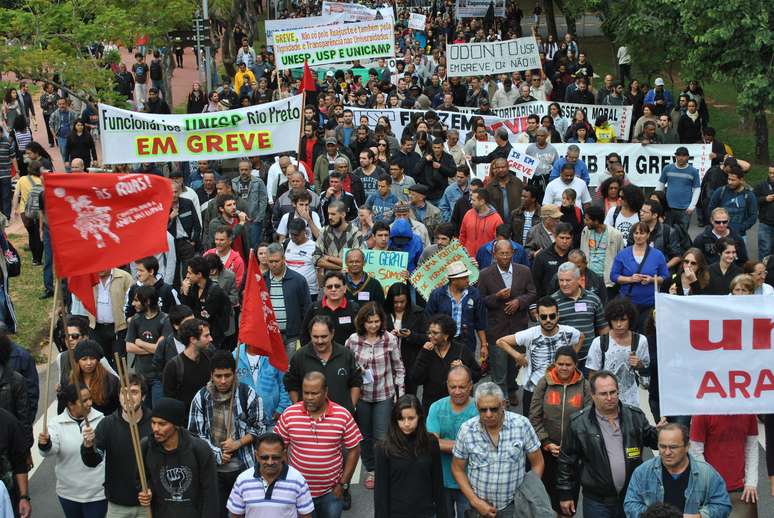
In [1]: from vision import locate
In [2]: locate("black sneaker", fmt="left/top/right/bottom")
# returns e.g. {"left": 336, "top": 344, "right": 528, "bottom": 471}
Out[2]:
{"left": 342, "top": 487, "right": 351, "bottom": 510}
{"left": 39, "top": 290, "right": 54, "bottom": 299}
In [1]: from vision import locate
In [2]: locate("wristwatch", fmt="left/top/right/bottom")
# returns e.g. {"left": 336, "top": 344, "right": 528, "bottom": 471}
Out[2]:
{"left": 340, "top": 483, "right": 350, "bottom": 490}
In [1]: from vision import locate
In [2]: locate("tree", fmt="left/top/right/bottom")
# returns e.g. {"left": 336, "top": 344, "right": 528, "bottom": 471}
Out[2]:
{"left": 595, "top": 0, "right": 772, "bottom": 162}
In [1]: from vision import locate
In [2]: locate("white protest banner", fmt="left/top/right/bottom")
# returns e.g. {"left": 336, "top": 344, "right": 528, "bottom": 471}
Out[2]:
{"left": 409, "top": 12, "right": 427, "bottom": 31}
{"left": 322, "top": 1, "right": 394, "bottom": 21}
{"left": 459, "top": 100, "right": 634, "bottom": 141}
{"left": 512, "top": 143, "right": 711, "bottom": 187}
{"left": 350, "top": 107, "right": 529, "bottom": 145}
{"left": 98, "top": 95, "right": 303, "bottom": 164}
{"left": 273, "top": 20, "right": 394, "bottom": 70}
{"left": 265, "top": 15, "right": 344, "bottom": 47}
{"left": 475, "top": 141, "right": 497, "bottom": 180}
{"left": 507, "top": 148, "right": 536, "bottom": 178}
{"left": 447, "top": 37, "right": 541, "bottom": 77}
{"left": 455, "top": 0, "right": 506, "bottom": 18}
{"left": 655, "top": 293, "right": 774, "bottom": 415}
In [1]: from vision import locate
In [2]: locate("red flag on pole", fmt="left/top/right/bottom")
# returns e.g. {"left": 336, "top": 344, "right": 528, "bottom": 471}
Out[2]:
{"left": 238, "top": 250, "right": 289, "bottom": 372}
{"left": 42, "top": 173, "right": 173, "bottom": 278}
{"left": 67, "top": 273, "right": 99, "bottom": 316}
{"left": 301, "top": 59, "right": 316, "bottom": 92}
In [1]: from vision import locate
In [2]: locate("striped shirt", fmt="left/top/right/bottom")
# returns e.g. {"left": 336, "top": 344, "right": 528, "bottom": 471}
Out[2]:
{"left": 0, "top": 137, "right": 14, "bottom": 178}
{"left": 270, "top": 274, "right": 287, "bottom": 331}
{"left": 227, "top": 464, "right": 315, "bottom": 518}
{"left": 551, "top": 288, "right": 607, "bottom": 358}
{"left": 13, "top": 129, "right": 32, "bottom": 154}
{"left": 344, "top": 332, "right": 405, "bottom": 402}
{"left": 274, "top": 400, "right": 362, "bottom": 497}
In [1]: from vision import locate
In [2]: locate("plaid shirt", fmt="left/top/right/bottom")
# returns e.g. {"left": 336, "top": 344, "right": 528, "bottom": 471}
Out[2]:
{"left": 453, "top": 411, "right": 541, "bottom": 510}
{"left": 312, "top": 223, "right": 364, "bottom": 271}
{"left": 188, "top": 383, "right": 266, "bottom": 469}
{"left": 344, "top": 332, "right": 405, "bottom": 402}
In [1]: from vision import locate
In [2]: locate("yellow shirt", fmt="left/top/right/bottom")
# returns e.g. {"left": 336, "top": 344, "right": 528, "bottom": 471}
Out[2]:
{"left": 234, "top": 70, "right": 256, "bottom": 95}
{"left": 17, "top": 174, "right": 41, "bottom": 213}
{"left": 595, "top": 124, "right": 617, "bottom": 143}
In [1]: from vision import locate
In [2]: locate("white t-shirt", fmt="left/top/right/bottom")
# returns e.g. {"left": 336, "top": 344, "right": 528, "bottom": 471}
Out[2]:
{"left": 277, "top": 211, "right": 321, "bottom": 240}
{"left": 604, "top": 206, "right": 639, "bottom": 241}
{"left": 266, "top": 159, "right": 310, "bottom": 203}
{"left": 246, "top": 353, "right": 261, "bottom": 385}
{"left": 586, "top": 333, "right": 650, "bottom": 407}
{"left": 284, "top": 239, "right": 318, "bottom": 294}
{"left": 514, "top": 324, "right": 581, "bottom": 391}
{"left": 543, "top": 177, "right": 592, "bottom": 207}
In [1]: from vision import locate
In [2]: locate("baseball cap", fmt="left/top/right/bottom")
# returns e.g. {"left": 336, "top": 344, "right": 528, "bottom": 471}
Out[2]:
{"left": 675, "top": 146, "right": 690, "bottom": 156}
{"left": 654, "top": 78, "right": 665, "bottom": 86}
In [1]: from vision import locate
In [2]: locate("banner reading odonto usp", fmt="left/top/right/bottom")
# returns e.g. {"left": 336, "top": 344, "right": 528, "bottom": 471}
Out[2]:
{"left": 98, "top": 95, "right": 303, "bottom": 164}
{"left": 655, "top": 293, "right": 774, "bottom": 416}
{"left": 446, "top": 37, "right": 541, "bottom": 77}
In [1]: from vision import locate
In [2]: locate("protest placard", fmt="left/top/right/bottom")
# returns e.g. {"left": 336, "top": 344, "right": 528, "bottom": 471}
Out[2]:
{"left": 409, "top": 12, "right": 426, "bottom": 31}
{"left": 447, "top": 37, "right": 541, "bottom": 77}
{"left": 265, "top": 15, "right": 343, "bottom": 47}
{"left": 273, "top": 20, "right": 395, "bottom": 70}
{"left": 455, "top": 0, "right": 506, "bottom": 18}
{"left": 507, "top": 148, "right": 537, "bottom": 178}
{"left": 512, "top": 142, "right": 711, "bottom": 187}
{"left": 655, "top": 293, "right": 774, "bottom": 415}
{"left": 410, "top": 240, "right": 479, "bottom": 300}
{"left": 98, "top": 95, "right": 303, "bottom": 164}
{"left": 343, "top": 248, "right": 409, "bottom": 293}
{"left": 321, "top": 1, "right": 394, "bottom": 21}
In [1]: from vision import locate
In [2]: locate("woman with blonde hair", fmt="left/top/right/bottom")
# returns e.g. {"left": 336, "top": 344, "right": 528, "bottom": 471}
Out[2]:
{"left": 729, "top": 274, "right": 756, "bottom": 295}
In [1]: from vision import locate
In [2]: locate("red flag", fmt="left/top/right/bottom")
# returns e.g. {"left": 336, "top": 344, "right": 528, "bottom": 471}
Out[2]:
{"left": 238, "top": 250, "right": 288, "bottom": 372}
{"left": 68, "top": 273, "right": 99, "bottom": 315}
{"left": 43, "top": 173, "right": 173, "bottom": 278}
{"left": 301, "top": 60, "right": 316, "bottom": 92}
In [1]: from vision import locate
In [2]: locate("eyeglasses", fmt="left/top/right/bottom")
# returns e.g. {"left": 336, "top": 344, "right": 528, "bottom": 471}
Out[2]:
{"left": 258, "top": 454, "right": 283, "bottom": 461}
{"left": 657, "top": 444, "right": 685, "bottom": 452}
{"left": 682, "top": 259, "right": 697, "bottom": 265}
{"left": 68, "top": 333, "right": 82, "bottom": 340}
{"left": 477, "top": 406, "right": 501, "bottom": 414}
{"left": 325, "top": 284, "right": 343, "bottom": 289}
{"left": 539, "top": 313, "right": 558, "bottom": 321}
{"left": 378, "top": 142, "right": 387, "bottom": 146}
{"left": 713, "top": 220, "right": 729, "bottom": 225}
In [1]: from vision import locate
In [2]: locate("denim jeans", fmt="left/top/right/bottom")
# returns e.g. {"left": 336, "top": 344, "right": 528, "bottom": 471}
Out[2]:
{"left": 356, "top": 398, "right": 392, "bottom": 472}
{"left": 57, "top": 136, "right": 69, "bottom": 164}
{"left": 757, "top": 222, "right": 774, "bottom": 260}
{"left": 0, "top": 178, "right": 11, "bottom": 219}
{"left": 312, "top": 491, "right": 343, "bottom": 518}
{"left": 0, "top": 287, "right": 9, "bottom": 328}
{"left": 149, "top": 378, "right": 164, "bottom": 408}
{"left": 247, "top": 220, "right": 263, "bottom": 250}
{"left": 43, "top": 224, "right": 54, "bottom": 292}
{"left": 583, "top": 495, "right": 625, "bottom": 518}
{"left": 444, "top": 488, "right": 470, "bottom": 518}
{"left": 59, "top": 497, "right": 108, "bottom": 518}
{"left": 487, "top": 333, "right": 510, "bottom": 398}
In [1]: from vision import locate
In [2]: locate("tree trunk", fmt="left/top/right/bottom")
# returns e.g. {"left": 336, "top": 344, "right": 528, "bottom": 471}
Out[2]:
{"left": 554, "top": 0, "right": 576, "bottom": 35}
{"left": 162, "top": 47, "right": 175, "bottom": 109}
{"left": 544, "top": 0, "right": 559, "bottom": 41}
{"left": 754, "top": 107, "right": 769, "bottom": 162}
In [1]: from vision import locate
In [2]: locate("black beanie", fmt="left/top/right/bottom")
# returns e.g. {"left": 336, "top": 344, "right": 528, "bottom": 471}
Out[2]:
{"left": 152, "top": 397, "right": 186, "bottom": 427}
{"left": 74, "top": 340, "right": 103, "bottom": 361}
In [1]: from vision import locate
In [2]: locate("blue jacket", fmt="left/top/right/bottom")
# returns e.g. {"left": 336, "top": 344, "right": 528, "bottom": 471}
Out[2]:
{"left": 233, "top": 347, "right": 292, "bottom": 427}
{"left": 708, "top": 185, "right": 758, "bottom": 236}
{"left": 643, "top": 88, "right": 675, "bottom": 114}
{"left": 475, "top": 239, "right": 530, "bottom": 269}
{"left": 438, "top": 183, "right": 469, "bottom": 222}
{"left": 263, "top": 268, "right": 310, "bottom": 340}
{"left": 365, "top": 191, "right": 398, "bottom": 223}
{"left": 624, "top": 455, "right": 731, "bottom": 518}
{"left": 425, "top": 285, "right": 487, "bottom": 351}
{"left": 610, "top": 246, "right": 669, "bottom": 307}
{"left": 548, "top": 156, "right": 591, "bottom": 185}
{"left": 389, "top": 218, "right": 423, "bottom": 272}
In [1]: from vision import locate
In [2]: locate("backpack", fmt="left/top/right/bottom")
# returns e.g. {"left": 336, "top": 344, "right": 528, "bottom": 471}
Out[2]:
{"left": 612, "top": 205, "right": 622, "bottom": 227}
{"left": 600, "top": 332, "right": 648, "bottom": 387}
{"left": 24, "top": 178, "right": 43, "bottom": 220}
{"left": 663, "top": 223, "right": 691, "bottom": 254}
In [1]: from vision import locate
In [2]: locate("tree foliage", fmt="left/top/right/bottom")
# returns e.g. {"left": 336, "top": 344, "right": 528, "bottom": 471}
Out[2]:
{"left": 591, "top": 0, "right": 773, "bottom": 161}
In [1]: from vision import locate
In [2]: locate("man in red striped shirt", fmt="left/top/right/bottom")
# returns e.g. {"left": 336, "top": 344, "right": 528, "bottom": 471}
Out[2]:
{"left": 275, "top": 371, "right": 362, "bottom": 518}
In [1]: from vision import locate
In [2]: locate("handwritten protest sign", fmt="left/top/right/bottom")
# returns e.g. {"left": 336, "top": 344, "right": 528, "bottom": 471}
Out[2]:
{"left": 343, "top": 248, "right": 409, "bottom": 293}
{"left": 410, "top": 240, "right": 479, "bottom": 300}
{"left": 507, "top": 148, "right": 537, "bottom": 178}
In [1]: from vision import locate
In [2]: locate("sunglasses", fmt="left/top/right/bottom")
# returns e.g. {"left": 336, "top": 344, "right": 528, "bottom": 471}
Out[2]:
{"left": 325, "top": 284, "right": 343, "bottom": 289}
{"left": 683, "top": 259, "right": 697, "bottom": 265}
{"left": 258, "top": 455, "right": 283, "bottom": 461}
{"left": 477, "top": 406, "right": 501, "bottom": 414}
{"left": 713, "top": 220, "right": 729, "bottom": 225}
{"left": 539, "top": 313, "right": 558, "bottom": 321}
{"left": 68, "top": 333, "right": 82, "bottom": 340}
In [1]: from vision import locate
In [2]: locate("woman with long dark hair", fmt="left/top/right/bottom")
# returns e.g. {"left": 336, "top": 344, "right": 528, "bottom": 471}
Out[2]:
{"left": 2, "top": 88, "right": 22, "bottom": 131}
{"left": 664, "top": 248, "right": 710, "bottom": 295}
{"left": 595, "top": 176, "right": 622, "bottom": 214}
{"left": 69, "top": 340, "right": 120, "bottom": 416}
{"left": 24, "top": 141, "right": 54, "bottom": 171}
{"left": 384, "top": 283, "right": 427, "bottom": 395}
{"left": 374, "top": 394, "right": 447, "bottom": 518}
{"left": 186, "top": 81, "right": 207, "bottom": 114}
{"left": 9, "top": 115, "right": 32, "bottom": 176}
{"left": 345, "top": 302, "right": 404, "bottom": 490}
{"left": 65, "top": 118, "right": 98, "bottom": 170}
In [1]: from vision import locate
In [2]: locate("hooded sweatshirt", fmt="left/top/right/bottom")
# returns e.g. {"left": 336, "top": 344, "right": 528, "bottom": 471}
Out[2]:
{"left": 459, "top": 204, "right": 503, "bottom": 257}
{"left": 528, "top": 365, "right": 591, "bottom": 447}
{"left": 141, "top": 428, "right": 218, "bottom": 518}
{"left": 389, "top": 218, "right": 424, "bottom": 272}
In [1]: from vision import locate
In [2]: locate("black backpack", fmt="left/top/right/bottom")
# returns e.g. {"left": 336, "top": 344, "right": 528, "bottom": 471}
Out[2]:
{"left": 600, "top": 332, "right": 645, "bottom": 385}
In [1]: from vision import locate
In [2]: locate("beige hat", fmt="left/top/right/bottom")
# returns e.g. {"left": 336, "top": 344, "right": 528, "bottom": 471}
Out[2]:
{"left": 541, "top": 204, "right": 561, "bottom": 219}
{"left": 447, "top": 261, "right": 471, "bottom": 279}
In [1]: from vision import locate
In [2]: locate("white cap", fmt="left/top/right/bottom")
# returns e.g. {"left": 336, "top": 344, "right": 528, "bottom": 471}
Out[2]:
{"left": 654, "top": 77, "right": 665, "bottom": 86}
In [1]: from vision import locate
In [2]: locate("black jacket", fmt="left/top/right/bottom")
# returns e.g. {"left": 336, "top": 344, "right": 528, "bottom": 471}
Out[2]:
{"left": 283, "top": 343, "right": 363, "bottom": 415}
{"left": 531, "top": 246, "right": 569, "bottom": 298}
{"left": 692, "top": 226, "right": 748, "bottom": 265}
{"left": 471, "top": 142, "right": 512, "bottom": 165}
{"left": 413, "top": 151, "right": 456, "bottom": 200}
{"left": 0, "top": 409, "right": 28, "bottom": 484}
{"left": 82, "top": 409, "right": 153, "bottom": 506}
{"left": 168, "top": 197, "right": 202, "bottom": 248}
{"left": 321, "top": 171, "right": 366, "bottom": 205}
{"left": 179, "top": 279, "right": 230, "bottom": 347}
{"left": 0, "top": 366, "right": 32, "bottom": 449}
{"left": 390, "top": 151, "right": 422, "bottom": 181}
{"left": 412, "top": 343, "right": 481, "bottom": 411}
{"left": 300, "top": 299, "right": 360, "bottom": 345}
{"left": 141, "top": 428, "right": 218, "bottom": 518}
{"left": 557, "top": 403, "right": 658, "bottom": 504}
{"left": 754, "top": 179, "right": 774, "bottom": 226}
{"left": 10, "top": 343, "right": 38, "bottom": 419}
{"left": 125, "top": 277, "right": 179, "bottom": 318}
{"left": 386, "top": 308, "right": 427, "bottom": 390}
{"left": 263, "top": 268, "right": 311, "bottom": 340}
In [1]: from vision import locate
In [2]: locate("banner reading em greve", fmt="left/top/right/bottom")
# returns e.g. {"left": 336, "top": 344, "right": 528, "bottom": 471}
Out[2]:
{"left": 655, "top": 293, "right": 774, "bottom": 416}
{"left": 98, "top": 95, "right": 303, "bottom": 164}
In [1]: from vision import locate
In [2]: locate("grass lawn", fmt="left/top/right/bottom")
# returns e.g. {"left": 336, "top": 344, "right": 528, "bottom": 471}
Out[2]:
{"left": 7, "top": 233, "right": 53, "bottom": 362}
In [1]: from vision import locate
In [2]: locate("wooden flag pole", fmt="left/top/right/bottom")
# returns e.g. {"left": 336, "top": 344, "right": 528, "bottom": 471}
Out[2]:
{"left": 115, "top": 354, "right": 152, "bottom": 518}
{"left": 224, "top": 343, "right": 243, "bottom": 442}
{"left": 41, "top": 279, "right": 61, "bottom": 434}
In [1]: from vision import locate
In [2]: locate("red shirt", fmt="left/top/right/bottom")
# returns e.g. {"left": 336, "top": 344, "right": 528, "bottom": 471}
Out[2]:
{"left": 690, "top": 414, "right": 758, "bottom": 490}
{"left": 275, "top": 400, "right": 362, "bottom": 497}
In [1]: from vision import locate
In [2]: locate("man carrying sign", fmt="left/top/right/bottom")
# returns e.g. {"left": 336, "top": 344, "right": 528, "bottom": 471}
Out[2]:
{"left": 343, "top": 249, "right": 386, "bottom": 307}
